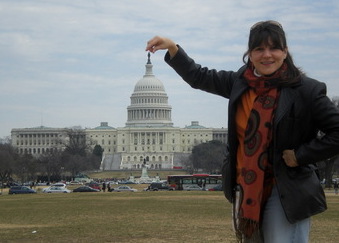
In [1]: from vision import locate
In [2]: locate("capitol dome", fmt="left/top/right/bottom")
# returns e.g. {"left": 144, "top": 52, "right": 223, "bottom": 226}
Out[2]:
{"left": 134, "top": 74, "right": 165, "bottom": 93}
{"left": 126, "top": 53, "right": 173, "bottom": 127}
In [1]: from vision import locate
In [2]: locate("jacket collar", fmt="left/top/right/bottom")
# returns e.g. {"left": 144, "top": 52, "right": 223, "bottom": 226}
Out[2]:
{"left": 274, "top": 87, "right": 298, "bottom": 126}
{"left": 274, "top": 75, "right": 304, "bottom": 125}
{"left": 230, "top": 66, "right": 249, "bottom": 103}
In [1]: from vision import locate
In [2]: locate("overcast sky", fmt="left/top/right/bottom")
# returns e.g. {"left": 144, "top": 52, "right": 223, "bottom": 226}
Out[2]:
{"left": 1, "top": 0, "right": 339, "bottom": 139}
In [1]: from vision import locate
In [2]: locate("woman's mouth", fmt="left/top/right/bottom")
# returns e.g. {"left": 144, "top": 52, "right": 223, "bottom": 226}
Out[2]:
{"left": 261, "top": 61, "right": 274, "bottom": 65}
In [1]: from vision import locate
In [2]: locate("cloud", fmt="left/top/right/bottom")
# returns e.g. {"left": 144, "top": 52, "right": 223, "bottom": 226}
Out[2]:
{"left": 1, "top": 0, "right": 339, "bottom": 138}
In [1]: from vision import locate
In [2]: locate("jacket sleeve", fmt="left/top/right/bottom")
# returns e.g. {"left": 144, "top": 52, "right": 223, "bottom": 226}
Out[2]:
{"left": 164, "top": 45, "right": 236, "bottom": 99}
{"left": 295, "top": 80, "right": 339, "bottom": 165}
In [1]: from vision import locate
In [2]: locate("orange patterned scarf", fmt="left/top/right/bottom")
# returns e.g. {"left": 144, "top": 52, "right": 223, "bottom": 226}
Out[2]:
{"left": 235, "top": 63, "right": 286, "bottom": 239}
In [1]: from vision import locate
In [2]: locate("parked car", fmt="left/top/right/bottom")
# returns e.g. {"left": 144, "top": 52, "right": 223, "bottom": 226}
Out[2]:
{"left": 68, "top": 181, "right": 83, "bottom": 185}
{"left": 73, "top": 186, "right": 100, "bottom": 192}
{"left": 86, "top": 182, "right": 101, "bottom": 191}
{"left": 3, "top": 182, "right": 20, "bottom": 188}
{"left": 110, "top": 186, "right": 137, "bottom": 192}
{"left": 43, "top": 186, "right": 71, "bottom": 193}
{"left": 9, "top": 186, "right": 37, "bottom": 194}
{"left": 146, "top": 182, "right": 174, "bottom": 191}
{"left": 42, "top": 183, "right": 67, "bottom": 192}
{"left": 183, "top": 185, "right": 206, "bottom": 191}
{"left": 208, "top": 184, "right": 223, "bottom": 191}
{"left": 51, "top": 183, "right": 67, "bottom": 187}
{"left": 118, "top": 180, "right": 135, "bottom": 184}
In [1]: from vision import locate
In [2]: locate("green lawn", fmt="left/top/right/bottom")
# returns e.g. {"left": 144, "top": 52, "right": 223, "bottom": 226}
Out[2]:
{"left": 0, "top": 188, "right": 338, "bottom": 243}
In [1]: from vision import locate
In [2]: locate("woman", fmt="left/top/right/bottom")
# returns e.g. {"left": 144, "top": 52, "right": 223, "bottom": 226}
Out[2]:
{"left": 146, "top": 21, "right": 339, "bottom": 242}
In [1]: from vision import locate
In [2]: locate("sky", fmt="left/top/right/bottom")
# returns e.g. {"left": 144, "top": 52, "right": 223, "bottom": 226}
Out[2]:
{"left": 1, "top": 0, "right": 339, "bottom": 139}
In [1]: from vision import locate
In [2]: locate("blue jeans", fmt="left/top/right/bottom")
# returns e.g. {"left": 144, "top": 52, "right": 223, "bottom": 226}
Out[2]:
{"left": 262, "top": 186, "right": 311, "bottom": 243}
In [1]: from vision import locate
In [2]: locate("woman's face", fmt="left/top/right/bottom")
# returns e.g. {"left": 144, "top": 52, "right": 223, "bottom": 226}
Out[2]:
{"left": 249, "top": 41, "right": 287, "bottom": 76}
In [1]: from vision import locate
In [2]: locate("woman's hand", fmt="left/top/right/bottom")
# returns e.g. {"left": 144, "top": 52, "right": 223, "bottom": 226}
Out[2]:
{"left": 145, "top": 36, "right": 178, "bottom": 57}
{"left": 282, "top": 150, "right": 299, "bottom": 167}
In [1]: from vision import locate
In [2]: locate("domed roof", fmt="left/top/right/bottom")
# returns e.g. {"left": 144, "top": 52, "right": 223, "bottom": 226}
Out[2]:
{"left": 126, "top": 53, "right": 173, "bottom": 128}
{"left": 134, "top": 76, "right": 165, "bottom": 92}
{"left": 94, "top": 122, "right": 114, "bottom": 130}
{"left": 133, "top": 53, "right": 165, "bottom": 92}
{"left": 185, "top": 121, "right": 206, "bottom": 129}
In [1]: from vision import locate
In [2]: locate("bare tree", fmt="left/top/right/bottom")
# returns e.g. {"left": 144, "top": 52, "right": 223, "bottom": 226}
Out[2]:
{"left": 64, "top": 128, "right": 89, "bottom": 156}
{"left": 316, "top": 96, "right": 339, "bottom": 187}
{"left": 38, "top": 150, "right": 64, "bottom": 183}
{"left": 14, "top": 154, "right": 35, "bottom": 183}
{"left": 190, "top": 140, "right": 226, "bottom": 173}
{"left": 0, "top": 144, "right": 17, "bottom": 191}
{"left": 61, "top": 128, "right": 100, "bottom": 178}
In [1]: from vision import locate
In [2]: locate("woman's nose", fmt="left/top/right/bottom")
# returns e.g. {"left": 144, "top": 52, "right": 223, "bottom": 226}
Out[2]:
{"left": 263, "top": 48, "right": 272, "bottom": 57}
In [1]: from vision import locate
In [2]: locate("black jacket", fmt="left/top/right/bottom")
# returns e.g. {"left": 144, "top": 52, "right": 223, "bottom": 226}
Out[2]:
{"left": 165, "top": 46, "right": 339, "bottom": 223}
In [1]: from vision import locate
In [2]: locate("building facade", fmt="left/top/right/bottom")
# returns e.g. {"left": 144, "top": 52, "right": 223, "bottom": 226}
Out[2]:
{"left": 11, "top": 54, "right": 227, "bottom": 170}
{"left": 11, "top": 126, "right": 68, "bottom": 155}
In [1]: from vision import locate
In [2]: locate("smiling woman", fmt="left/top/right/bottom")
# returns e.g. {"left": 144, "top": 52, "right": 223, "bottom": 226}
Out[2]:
{"left": 145, "top": 19, "right": 339, "bottom": 242}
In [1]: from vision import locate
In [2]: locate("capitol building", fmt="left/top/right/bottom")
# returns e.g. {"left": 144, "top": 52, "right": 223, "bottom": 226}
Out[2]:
{"left": 11, "top": 54, "right": 227, "bottom": 171}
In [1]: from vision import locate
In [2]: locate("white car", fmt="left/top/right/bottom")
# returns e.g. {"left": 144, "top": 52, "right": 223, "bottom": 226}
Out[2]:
{"left": 183, "top": 185, "right": 206, "bottom": 191}
{"left": 43, "top": 186, "right": 71, "bottom": 193}
{"left": 42, "top": 183, "right": 67, "bottom": 192}
{"left": 110, "top": 186, "right": 137, "bottom": 192}
{"left": 51, "top": 183, "right": 67, "bottom": 188}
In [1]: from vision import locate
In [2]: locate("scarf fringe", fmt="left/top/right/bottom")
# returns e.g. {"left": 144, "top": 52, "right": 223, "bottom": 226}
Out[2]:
{"left": 235, "top": 218, "right": 262, "bottom": 243}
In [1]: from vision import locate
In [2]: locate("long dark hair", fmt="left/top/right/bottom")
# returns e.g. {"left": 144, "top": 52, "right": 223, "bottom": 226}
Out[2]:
{"left": 243, "top": 21, "right": 301, "bottom": 85}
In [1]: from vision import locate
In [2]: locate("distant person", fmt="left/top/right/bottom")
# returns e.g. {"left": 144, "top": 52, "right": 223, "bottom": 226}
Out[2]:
{"left": 146, "top": 20, "right": 339, "bottom": 242}
{"left": 102, "top": 182, "right": 106, "bottom": 192}
{"left": 107, "top": 182, "right": 111, "bottom": 192}
{"left": 334, "top": 180, "right": 339, "bottom": 195}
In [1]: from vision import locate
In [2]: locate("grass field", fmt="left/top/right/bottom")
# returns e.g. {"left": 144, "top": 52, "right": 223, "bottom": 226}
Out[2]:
{"left": 0, "top": 185, "right": 338, "bottom": 243}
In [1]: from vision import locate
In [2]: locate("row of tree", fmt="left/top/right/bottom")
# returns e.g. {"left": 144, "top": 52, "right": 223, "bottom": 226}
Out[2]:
{"left": 1, "top": 130, "right": 338, "bottom": 187}
{"left": 0, "top": 129, "right": 103, "bottom": 186}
